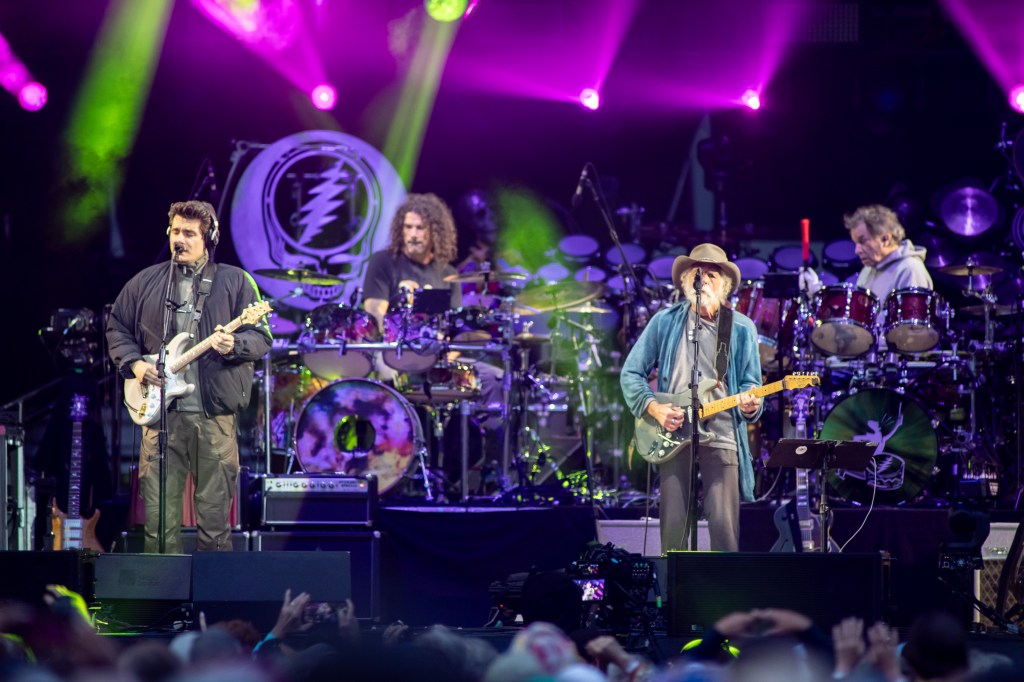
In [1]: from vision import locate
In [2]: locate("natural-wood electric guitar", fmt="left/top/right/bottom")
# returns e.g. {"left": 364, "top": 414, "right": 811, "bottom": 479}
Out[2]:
{"left": 633, "top": 373, "right": 820, "bottom": 464}
{"left": 124, "top": 301, "right": 272, "bottom": 426}
{"left": 51, "top": 394, "right": 103, "bottom": 552}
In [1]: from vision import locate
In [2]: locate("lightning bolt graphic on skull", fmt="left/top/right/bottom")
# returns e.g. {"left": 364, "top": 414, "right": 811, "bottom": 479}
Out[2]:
{"left": 296, "top": 161, "right": 350, "bottom": 246}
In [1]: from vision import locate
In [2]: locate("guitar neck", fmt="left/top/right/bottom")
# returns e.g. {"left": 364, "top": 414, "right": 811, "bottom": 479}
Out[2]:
{"left": 67, "top": 421, "right": 82, "bottom": 519}
{"left": 698, "top": 378, "right": 785, "bottom": 420}
{"left": 169, "top": 316, "right": 244, "bottom": 374}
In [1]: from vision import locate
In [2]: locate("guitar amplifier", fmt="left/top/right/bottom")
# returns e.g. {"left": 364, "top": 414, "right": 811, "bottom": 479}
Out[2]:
{"left": 261, "top": 474, "right": 377, "bottom": 527}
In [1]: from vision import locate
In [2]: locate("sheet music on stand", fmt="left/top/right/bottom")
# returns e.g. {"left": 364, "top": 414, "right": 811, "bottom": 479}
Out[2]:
{"left": 765, "top": 438, "right": 877, "bottom": 552}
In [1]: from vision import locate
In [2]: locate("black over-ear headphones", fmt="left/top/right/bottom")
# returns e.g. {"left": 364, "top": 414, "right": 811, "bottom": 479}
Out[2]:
{"left": 200, "top": 201, "right": 220, "bottom": 247}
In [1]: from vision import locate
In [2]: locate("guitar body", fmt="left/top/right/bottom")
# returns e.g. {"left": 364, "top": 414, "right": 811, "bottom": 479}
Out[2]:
{"left": 633, "top": 378, "right": 719, "bottom": 464}
{"left": 123, "top": 301, "right": 272, "bottom": 427}
{"left": 124, "top": 333, "right": 196, "bottom": 427}
{"left": 51, "top": 502, "right": 104, "bottom": 553}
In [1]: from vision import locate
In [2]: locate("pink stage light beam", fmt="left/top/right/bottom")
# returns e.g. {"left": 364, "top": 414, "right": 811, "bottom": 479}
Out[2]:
{"left": 311, "top": 83, "right": 337, "bottom": 110}
{"left": 579, "top": 88, "right": 600, "bottom": 110}
{"left": 1010, "top": 84, "right": 1024, "bottom": 114}
{"left": 740, "top": 89, "right": 761, "bottom": 110}
{"left": 0, "top": 31, "right": 47, "bottom": 111}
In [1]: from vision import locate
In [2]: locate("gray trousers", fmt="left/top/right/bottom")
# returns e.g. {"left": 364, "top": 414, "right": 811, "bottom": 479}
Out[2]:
{"left": 139, "top": 412, "right": 239, "bottom": 553}
{"left": 659, "top": 447, "right": 740, "bottom": 552}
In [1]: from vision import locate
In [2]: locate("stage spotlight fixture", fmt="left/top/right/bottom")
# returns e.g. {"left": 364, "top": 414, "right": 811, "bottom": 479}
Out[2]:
{"left": 425, "top": 0, "right": 468, "bottom": 22}
{"left": 1009, "top": 84, "right": 1024, "bottom": 114}
{"left": 310, "top": 84, "right": 337, "bottom": 110}
{"left": 740, "top": 89, "right": 761, "bottom": 110}
{"left": 579, "top": 88, "right": 600, "bottom": 111}
{"left": 18, "top": 81, "right": 46, "bottom": 111}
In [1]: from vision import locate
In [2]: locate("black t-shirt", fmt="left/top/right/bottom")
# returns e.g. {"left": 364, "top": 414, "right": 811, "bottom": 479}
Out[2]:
{"left": 362, "top": 250, "right": 462, "bottom": 310}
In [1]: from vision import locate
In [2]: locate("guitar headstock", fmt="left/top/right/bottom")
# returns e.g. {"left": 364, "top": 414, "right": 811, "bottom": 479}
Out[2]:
{"left": 241, "top": 300, "right": 273, "bottom": 326}
{"left": 70, "top": 394, "right": 88, "bottom": 422}
{"left": 782, "top": 372, "right": 820, "bottom": 390}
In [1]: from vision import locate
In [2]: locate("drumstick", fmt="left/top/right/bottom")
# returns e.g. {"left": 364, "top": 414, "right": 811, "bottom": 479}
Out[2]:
{"left": 801, "top": 218, "right": 810, "bottom": 267}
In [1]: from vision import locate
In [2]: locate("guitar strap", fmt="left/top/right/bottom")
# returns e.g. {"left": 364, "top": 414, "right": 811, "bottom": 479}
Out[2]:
{"left": 190, "top": 262, "right": 217, "bottom": 337}
{"left": 715, "top": 305, "right": 732, "bottom": 384}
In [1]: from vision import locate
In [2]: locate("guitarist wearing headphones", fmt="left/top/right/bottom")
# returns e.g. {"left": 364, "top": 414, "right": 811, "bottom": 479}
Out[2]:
{"left": 106, "top": 200, "right": 271, "bottom": 553}
{"left": 621, "top": 244, "right": 763, "bottom": 552}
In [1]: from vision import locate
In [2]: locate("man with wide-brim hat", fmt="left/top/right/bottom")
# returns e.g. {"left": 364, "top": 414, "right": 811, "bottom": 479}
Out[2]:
{"left": 620, "top": 242, "right": 763, "bottom": 552}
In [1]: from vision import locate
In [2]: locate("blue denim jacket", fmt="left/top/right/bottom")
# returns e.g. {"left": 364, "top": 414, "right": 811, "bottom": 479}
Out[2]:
{"left": 620, "top": 300, "right": 764, "bottom": 501}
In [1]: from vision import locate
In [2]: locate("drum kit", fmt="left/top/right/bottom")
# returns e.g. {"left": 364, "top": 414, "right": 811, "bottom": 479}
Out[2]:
{"left": 737, "top": 258, "right": 1019, "bottom": 507}
{"left": 249, "top": 264, "right": 615, "bottom": 502}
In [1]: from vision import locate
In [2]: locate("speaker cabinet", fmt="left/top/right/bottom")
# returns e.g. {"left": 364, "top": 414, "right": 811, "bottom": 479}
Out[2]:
{"left": 668, "top": 551, "right": 888, "bottom": 636}
{"left": 0, "top": 551, "right": 94, "bottom": 605}
{"left": 251, "top": 531, "right": 381, "bottom": 622}
{"left": 192, "top": 550, "right": 352, "bottom": 627}
{"left": 93, "top": 554, "right": 192, "bottom": 630}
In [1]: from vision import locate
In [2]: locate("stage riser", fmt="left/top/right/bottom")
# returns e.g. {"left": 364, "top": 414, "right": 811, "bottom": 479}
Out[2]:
{"left": 667, "top": 552, "right": 887, "bottom": 636}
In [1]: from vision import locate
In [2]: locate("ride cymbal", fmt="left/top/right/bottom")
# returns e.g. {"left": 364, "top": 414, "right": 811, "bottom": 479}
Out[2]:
{"left": 515, "top": 281, "right": 605, "bottom": 313}
{"left": 936, "top": 261, "right": 1003, "bottom": 277}
{"left": 254, "top": 268, "right": 342, "bottom": 286}
{"left": 562, "top": 301, "right": 614, "bottom": 314}
{"left": 959, "top": 303, "right": 1018, "bottom": 316}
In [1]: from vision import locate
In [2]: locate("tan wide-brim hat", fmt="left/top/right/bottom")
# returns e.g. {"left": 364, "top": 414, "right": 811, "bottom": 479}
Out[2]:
{"left": 672, "top": 243, "right": 742, "bottom": 295}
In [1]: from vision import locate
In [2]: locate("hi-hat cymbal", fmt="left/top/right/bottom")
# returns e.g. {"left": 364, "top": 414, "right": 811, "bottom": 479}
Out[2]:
{"left": 936, "top": 261, "right": 1003, "bottom": 277}
{"left": 515, "top": 281, "right": 605, "bottom": 313}
{"left": 562, "top": 301, "right": 614, "bottom": 314}
{"left": 254, "top": 268, "right": 342, "bottom": 286}
{"left": 443, "top": 270, "right": 529, "bottom": 284}
{"left": 959, "top": 303, "right": 1018, "bottom": 316}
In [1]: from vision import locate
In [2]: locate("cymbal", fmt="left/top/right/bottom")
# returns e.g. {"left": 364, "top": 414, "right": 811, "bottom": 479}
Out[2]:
{"left": 515, "top": 281, "right": 604, "bottom": 313}
{"left": 937, "top": 184, "right": 999, "bottom": 238}
{"left": 443, "top": 270, "right": 529, "bottom": 284}
{"left": 562, "top": 301, "right": 614, "bottom": 314}
{"left": 512, "top": 333, "right": 550, "bottom": 346}
{"left": 959, "top": 304, "right": 1018, "bottom": 316}
{"left": 254, "top": 268, "right": 342, "bottom": 286}
{"left": 936, "top": 262, "right": 1003, "bottom": 277}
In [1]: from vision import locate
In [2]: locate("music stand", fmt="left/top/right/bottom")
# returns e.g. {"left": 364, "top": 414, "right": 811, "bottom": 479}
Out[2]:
{"left": 766, "top": 438, "right": 877, "bottom": 552}
{"left": 412, "top": 288, "right": 451, "bottom": 315}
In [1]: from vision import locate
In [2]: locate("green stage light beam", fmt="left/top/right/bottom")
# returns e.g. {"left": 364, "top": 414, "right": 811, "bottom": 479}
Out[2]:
{"left": 383, "top": 15, "right": 458, "bottom": 186}
{"left": 495, "top": 187, "right": 563, "bottom": 275}
{"left": 57, "top": 0, "right": 173, "bottom": 244}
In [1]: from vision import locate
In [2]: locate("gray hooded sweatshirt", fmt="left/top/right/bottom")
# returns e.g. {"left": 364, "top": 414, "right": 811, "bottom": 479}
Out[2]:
{"left": 855, "top": 239, "right": 932, "bottom": 326}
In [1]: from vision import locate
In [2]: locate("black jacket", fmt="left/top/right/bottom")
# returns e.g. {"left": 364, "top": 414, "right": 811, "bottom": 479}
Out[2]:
{"left": 106, "top": 260, "right": 272, "bottom": 416}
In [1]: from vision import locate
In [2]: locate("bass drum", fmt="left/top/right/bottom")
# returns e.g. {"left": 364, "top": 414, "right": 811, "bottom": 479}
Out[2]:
{"left": 821, "top": 388, "right": 937, "bottom": 505}
{"left": 294, "top": 378, "right": 423, "bottom": 494}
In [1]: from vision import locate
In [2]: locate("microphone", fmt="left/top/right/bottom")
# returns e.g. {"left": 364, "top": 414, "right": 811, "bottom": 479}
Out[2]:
{"left": 571, "top": 165, "right": 589, "bottom": 208}
{"left": 172, "top": 243, "right": 185, "bottom": 261}
{"left": 693, "top": 267, "right": 702, "bottom": 292}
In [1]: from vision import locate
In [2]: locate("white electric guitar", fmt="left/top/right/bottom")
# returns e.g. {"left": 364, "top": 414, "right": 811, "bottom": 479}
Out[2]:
{"left": 124, "top": 301, "right": 272, "bottom": 426}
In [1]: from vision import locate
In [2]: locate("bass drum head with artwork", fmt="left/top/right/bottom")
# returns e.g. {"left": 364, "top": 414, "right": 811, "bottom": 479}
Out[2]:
{"left": 294, "top": 378, "right": 422, "bottom": 494}
{"left": 820, "top": 388, "right": 937, "bottom": 505}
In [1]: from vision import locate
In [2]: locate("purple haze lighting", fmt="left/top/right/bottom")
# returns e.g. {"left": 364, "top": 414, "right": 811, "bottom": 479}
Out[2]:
{"left": 17, "top": 81, "right": 46, "bottom": 111}
{"left": 1009, "top": 85, "right": 1024, "bottom": 114}
{"left": 740, "top": 89, "right": 761, "bottom": 110}
{"left": 580, "top": 88, "right": 600, "bottom": 110}
{"left": 311, "top": 83, "right": 337, "bottom": 110}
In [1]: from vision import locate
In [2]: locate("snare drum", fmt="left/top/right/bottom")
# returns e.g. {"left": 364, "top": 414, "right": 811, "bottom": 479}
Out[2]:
{"left": 295, "top": 378, "right": 422, "bottom": 494}
{"left": 402, "top": 362, "right": 481, "bottom": 405}
{"left": 884, "top": 288, "right": 946, "bottom": 354}
{"left": 810, "top": 284, "right": 878, "bottom": 357}
{"left": 734, "top": 281, "right": 798, "bottom": 367}
{"left": 303, "top": 304, "right": 379, "bottom": 380}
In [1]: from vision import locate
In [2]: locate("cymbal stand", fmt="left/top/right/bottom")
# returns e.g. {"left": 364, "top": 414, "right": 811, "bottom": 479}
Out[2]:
{"left": 558, "top": 311, "right": 603, "bottom": 504}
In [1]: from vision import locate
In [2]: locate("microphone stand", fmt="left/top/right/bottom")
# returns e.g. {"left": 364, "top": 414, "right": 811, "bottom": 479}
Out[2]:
{"left": 157, "top": 253, "right": 180, "bottom": 554}
{"left": 688, "top": 270, "right": 703, "bottom": 551}
{"left": 580, "top": 167, "right": 653, "bottom": 344}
